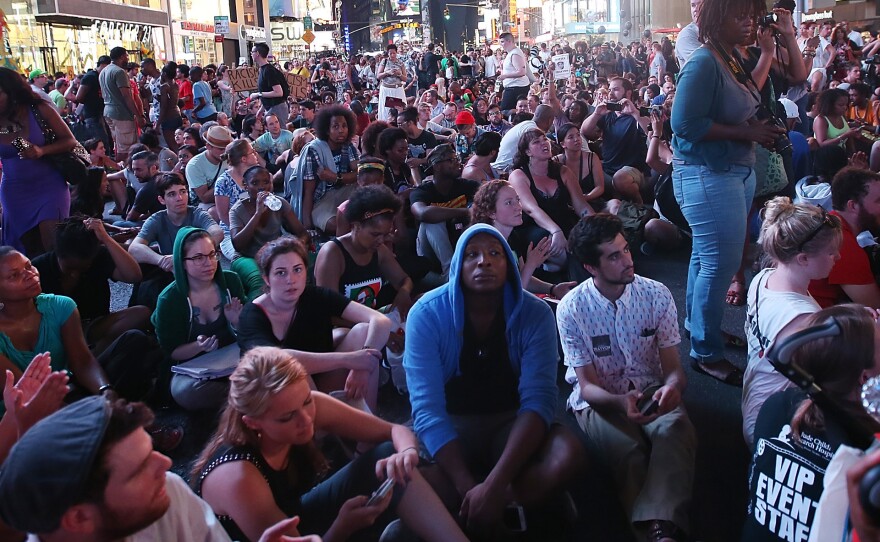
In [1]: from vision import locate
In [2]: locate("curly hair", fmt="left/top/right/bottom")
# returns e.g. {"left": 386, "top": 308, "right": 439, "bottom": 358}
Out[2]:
{"left": 0, "top": 67, "right": 40, "bottom": 115}
{"left": 568, "top": 213, "right": 625, "bottom": 267}
{"left": 314, "top": 105, "right": 357, "bottom": 144}
{"left": 344, "top": 184, "right": 401, "bottom": 224}
{"left": 470, "top": 179, "right": 514, "bottom": 225}
{"left": 360, "top": 120, "right": 390, "bottom": 157}
{"left": 698, "top": 0, "right": 767, "bottom": 45}
{"left": 377, "top": 127, "right": 408, "bottom": 157}
{"left": 512, "top": 128, "right": 562, "bottom": 177}
{"left": 817, "top": 88, "right": 848, "bottom": 116}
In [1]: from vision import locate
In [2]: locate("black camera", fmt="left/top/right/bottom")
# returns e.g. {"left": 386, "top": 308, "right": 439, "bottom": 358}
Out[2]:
{"left": 755, "top": 103, "right": 792, "bottom": 153}
{"left": 605, "top": 101, "right": 624, "bottom": 112}
{"left": 757, "top": 13, "right": 778, "bottom": 27}
{"left": 639, "top": 104, "right": 663, "bottom": 117}
{"left": 867, "top": 55, "right": 880, "bottom": 65}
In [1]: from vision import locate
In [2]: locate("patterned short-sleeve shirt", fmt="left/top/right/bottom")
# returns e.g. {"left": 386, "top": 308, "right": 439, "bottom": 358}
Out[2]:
{"left": 302, "top": 142, "right": 359, "bottom": 204}
{"left": 556, "top": 274, "right": 681, "bottom": 411}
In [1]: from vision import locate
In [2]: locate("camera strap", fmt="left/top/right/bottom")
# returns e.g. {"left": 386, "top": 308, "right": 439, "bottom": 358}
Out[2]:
{"left": 709, "top": 41, "right": 765, "bottom": 107}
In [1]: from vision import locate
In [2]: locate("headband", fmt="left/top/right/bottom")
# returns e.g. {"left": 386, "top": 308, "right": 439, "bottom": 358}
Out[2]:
{"left": 361, "top": 208, "right": 395, "bottom": 221}
{"left": 358, "top": 162, "right": 386, "bottom": 174}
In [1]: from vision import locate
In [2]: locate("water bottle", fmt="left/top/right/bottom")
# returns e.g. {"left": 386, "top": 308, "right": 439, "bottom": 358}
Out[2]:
{"left": 264, "top": 193, "right": 282, "bottom": 212}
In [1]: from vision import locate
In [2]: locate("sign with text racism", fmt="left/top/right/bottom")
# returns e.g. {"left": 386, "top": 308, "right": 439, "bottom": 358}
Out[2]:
{"left": 228, "top": 67, "right": 310, "bottom": 99}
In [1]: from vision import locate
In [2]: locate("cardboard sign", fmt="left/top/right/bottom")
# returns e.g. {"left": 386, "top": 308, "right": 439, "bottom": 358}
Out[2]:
{"left": 552, "top": 54, "right": 571, "bottom": 81}
{"left": 229, "top": 67, "right": 310, "bottom": 100}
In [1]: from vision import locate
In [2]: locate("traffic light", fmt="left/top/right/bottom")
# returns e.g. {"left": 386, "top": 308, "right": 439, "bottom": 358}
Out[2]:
{"left": 444, "top": 8, "right": 450, "bottom": 19}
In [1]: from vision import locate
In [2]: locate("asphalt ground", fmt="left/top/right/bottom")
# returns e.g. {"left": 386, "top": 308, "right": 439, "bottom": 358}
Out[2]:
{"left": 110, "top": 238, "right": 752, "bottom": 542}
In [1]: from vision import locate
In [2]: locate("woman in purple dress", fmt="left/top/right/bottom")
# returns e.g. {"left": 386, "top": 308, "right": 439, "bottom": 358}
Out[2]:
{"left": 0, "top": 67, "right": 76, "bottom": 255}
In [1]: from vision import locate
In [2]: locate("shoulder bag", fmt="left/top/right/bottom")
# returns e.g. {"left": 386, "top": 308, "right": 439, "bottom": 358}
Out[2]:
{"left": 30, "top": 104, "right": 90, "bottom": 185}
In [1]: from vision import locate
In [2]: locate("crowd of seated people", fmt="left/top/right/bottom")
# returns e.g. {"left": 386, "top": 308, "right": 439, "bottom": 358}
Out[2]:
{"left": 11, "top": 6, "right": 880, "bottom": 539}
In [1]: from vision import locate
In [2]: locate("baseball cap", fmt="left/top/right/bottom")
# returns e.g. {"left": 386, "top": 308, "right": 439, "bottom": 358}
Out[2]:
{"left": 204, "top": 125, "right": 234, "bottom": 148}
{"left": 779, "top": 98, "right": 800, "bottom": 120}
{"left": 426, "top": 144, "right": 457, "bottom": 167}
{"left": 455, "top": 110, "right": 476, "bottom": 125}
{"left": 0, "top": 397, "right": 112, "bottom": 533}
{"left": 28, "top": 69, "right": 47, "bottom": 80}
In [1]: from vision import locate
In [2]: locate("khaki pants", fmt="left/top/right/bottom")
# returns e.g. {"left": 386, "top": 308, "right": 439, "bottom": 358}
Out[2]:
{"left": 574, "top": 405, "right": 696, "bottom": 533}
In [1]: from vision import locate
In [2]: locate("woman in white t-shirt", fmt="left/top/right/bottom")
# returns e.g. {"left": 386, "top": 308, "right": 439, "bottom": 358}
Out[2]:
{"left": 742, "top": 197, "right": 843, "bottom": 448}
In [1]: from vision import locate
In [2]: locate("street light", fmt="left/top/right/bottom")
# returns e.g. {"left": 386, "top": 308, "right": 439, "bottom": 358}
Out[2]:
{"left": 444, "top": 8, "right": 450, "bottom": 20}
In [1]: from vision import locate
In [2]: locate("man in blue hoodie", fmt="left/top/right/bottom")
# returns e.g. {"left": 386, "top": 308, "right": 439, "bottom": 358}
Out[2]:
{"left": 404, "top": 223, "right": 584, "bottom": 535}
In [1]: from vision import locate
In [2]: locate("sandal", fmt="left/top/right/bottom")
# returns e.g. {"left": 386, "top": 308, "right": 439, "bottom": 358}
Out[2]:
{"left": 726, "top": 278, "right": 746, "bottom": 306}
{"left": 646, "top": 519, "right": 686, "bottom": 542}
{"left": 691, "top": 358, "right": 744, "bottom": 387}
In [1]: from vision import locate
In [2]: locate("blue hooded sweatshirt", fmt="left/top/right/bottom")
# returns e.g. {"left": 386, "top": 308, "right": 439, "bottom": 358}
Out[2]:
{"left": 403, "top": 223, "right": 559, "bottom": 457}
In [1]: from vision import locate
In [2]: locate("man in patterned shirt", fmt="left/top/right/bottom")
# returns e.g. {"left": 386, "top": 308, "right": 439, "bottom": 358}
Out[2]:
{"left": 556, "top": 213, "right": 696, "bottom": 542}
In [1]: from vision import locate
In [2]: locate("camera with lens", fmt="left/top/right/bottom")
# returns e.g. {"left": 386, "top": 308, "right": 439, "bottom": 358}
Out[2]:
{"left": 755, "top": 103, "right": 792, "bottom": 153}
{"left": 605, "top": 101, "right": 623, "bottom": 112}
{"left": 757, "top": 13, "right": 778, "bottom": 28}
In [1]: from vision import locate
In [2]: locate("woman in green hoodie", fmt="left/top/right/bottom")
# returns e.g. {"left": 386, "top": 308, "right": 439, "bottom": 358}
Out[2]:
{"left": 152, "top": 227, "right": 245, "bottom": 411}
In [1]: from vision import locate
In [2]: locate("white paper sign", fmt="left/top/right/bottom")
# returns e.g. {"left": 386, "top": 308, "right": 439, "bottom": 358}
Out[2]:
{"left": 552, "top": 53, "right": 571, "bottom": 81}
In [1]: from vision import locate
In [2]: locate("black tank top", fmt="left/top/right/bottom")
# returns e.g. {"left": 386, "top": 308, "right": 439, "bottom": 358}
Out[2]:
{"left": 445, "top": 308, "right": 520, "bottom": 415}
{"left": 561, "top": 151, "right": 596, "bottom": 196}
{"left": 195, "top": 445, "right": 302, "bottom": 542}
{"left": 521, "top": 164, "right": 578, "bottom": 235}
{"left": 331, "top": 238, "right": 383, "bottom": 309}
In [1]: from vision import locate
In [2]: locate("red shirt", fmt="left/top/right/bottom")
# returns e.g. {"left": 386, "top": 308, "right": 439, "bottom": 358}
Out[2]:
{"left": 808, "top": 211, "right": 875, "bottom": 307}
{"left": 178, "top": 79, "right": 193, "bottom": 111}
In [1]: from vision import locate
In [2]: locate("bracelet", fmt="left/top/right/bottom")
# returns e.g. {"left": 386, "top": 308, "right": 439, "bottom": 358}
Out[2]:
{"left": 651, "top": 134, "right": 660, "bottom": 139}
{"left": 550, "top": 230, "right": 562, "bottom": 236}
{"left": 549, "top": 284, "right": 558, "bottom": 297}
{"left": 400, "top": 446, "right": 418, "bottom": 455}
{"left": 98, "top": 384, "right": 114, "bottom": 394}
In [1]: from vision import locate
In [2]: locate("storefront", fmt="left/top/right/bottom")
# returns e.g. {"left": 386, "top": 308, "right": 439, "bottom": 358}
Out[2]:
{"left": 172, "top": 20, "right": 222, "bottom": 65}
{"left": 1, "top": 0, "right": 169, "bottom": 74}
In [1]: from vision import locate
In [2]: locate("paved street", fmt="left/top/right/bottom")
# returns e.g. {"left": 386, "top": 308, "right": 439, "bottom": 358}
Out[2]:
{"left": 120, "top": 241, "right": 752, "bottom": 542}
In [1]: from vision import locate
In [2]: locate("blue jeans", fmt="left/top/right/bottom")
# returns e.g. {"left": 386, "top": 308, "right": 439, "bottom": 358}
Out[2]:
{"left": 84, "top": 117, "right": 111, "bottom": 154}
{"left": 672, "top": 161, "right": 755, "bottom": 362}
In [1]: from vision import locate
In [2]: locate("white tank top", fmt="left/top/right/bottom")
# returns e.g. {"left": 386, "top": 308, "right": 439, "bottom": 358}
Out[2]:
{"left": 502, "top": 48, "right": 529, "bottom": 88}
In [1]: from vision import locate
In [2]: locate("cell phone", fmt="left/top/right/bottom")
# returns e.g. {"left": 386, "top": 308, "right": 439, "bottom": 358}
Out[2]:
{"left": 385, "top": 96, "right": 406, "bottom": 109}
{"left": 637, "top": 384, "right": 662, "bottom": 416}
{"left": 605, "top": 101, "right": 623, "bottom": 112}
{"left": 813, "top": 26, "right": 819, "bottom": 38}
{"left": 503, "top": 504, "right": 527, "bottom": 532}
{"left": 365, "top": 477, "right": 394, "bottom": 507}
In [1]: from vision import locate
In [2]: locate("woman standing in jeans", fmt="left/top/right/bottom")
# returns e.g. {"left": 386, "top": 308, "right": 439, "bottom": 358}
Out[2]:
{"left": 670, "top": 0, "right": 784, "bottom": 386}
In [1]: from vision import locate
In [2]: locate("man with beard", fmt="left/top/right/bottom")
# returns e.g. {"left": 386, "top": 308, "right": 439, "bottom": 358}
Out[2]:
{"left": 484, "top": 104, "right": 512, "bottom": 136}
{"left": 0, "top": 397, "right": 318, "bottom": 542}
{"left": 808, "top": 167, "right": 880, "bottom": 307}
{"left": 556, "top": 213, "right": 695, "bottom": 542}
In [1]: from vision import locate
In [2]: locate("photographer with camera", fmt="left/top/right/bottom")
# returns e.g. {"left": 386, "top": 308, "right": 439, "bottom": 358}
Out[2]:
{"left": 579, "top": 77, "right": 650, "bottom": 184}
{"left": 670, "top": 0, "right": 787, "bottom": 386}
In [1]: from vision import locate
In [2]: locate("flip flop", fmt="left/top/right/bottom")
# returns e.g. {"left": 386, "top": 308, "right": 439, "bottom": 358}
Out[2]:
{"left": 726, "top": 279, "right": 746, "bottom": 306}
{"left": 691, "top": 358, "right": 744, "bottom": 387}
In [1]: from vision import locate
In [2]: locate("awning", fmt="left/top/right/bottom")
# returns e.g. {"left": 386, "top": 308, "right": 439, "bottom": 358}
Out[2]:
{"left": 653, "top": 27, "right": 682, "bottom": 34}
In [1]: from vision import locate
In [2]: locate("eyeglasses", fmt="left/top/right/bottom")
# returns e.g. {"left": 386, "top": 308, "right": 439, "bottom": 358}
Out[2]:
{"left": 797, "top": 210, "right": 835, "bottom": 252}
{"left": 184, "top": 251, "right": 219, "bottom": 264}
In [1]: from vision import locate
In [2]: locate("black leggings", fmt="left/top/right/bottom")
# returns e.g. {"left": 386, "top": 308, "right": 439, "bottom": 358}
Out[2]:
{"left": 498, "top": 84, "right": 529, "bottom": 114}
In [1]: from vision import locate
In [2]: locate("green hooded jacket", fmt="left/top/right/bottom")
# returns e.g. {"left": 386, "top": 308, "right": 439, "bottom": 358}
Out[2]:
{"left": 151, "top": 227, "right": 245, "bottom": 357}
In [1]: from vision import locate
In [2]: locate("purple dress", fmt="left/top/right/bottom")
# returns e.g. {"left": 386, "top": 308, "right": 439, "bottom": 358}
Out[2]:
{"left": 0, "top": 109, "right": 70, "bottom": 254}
